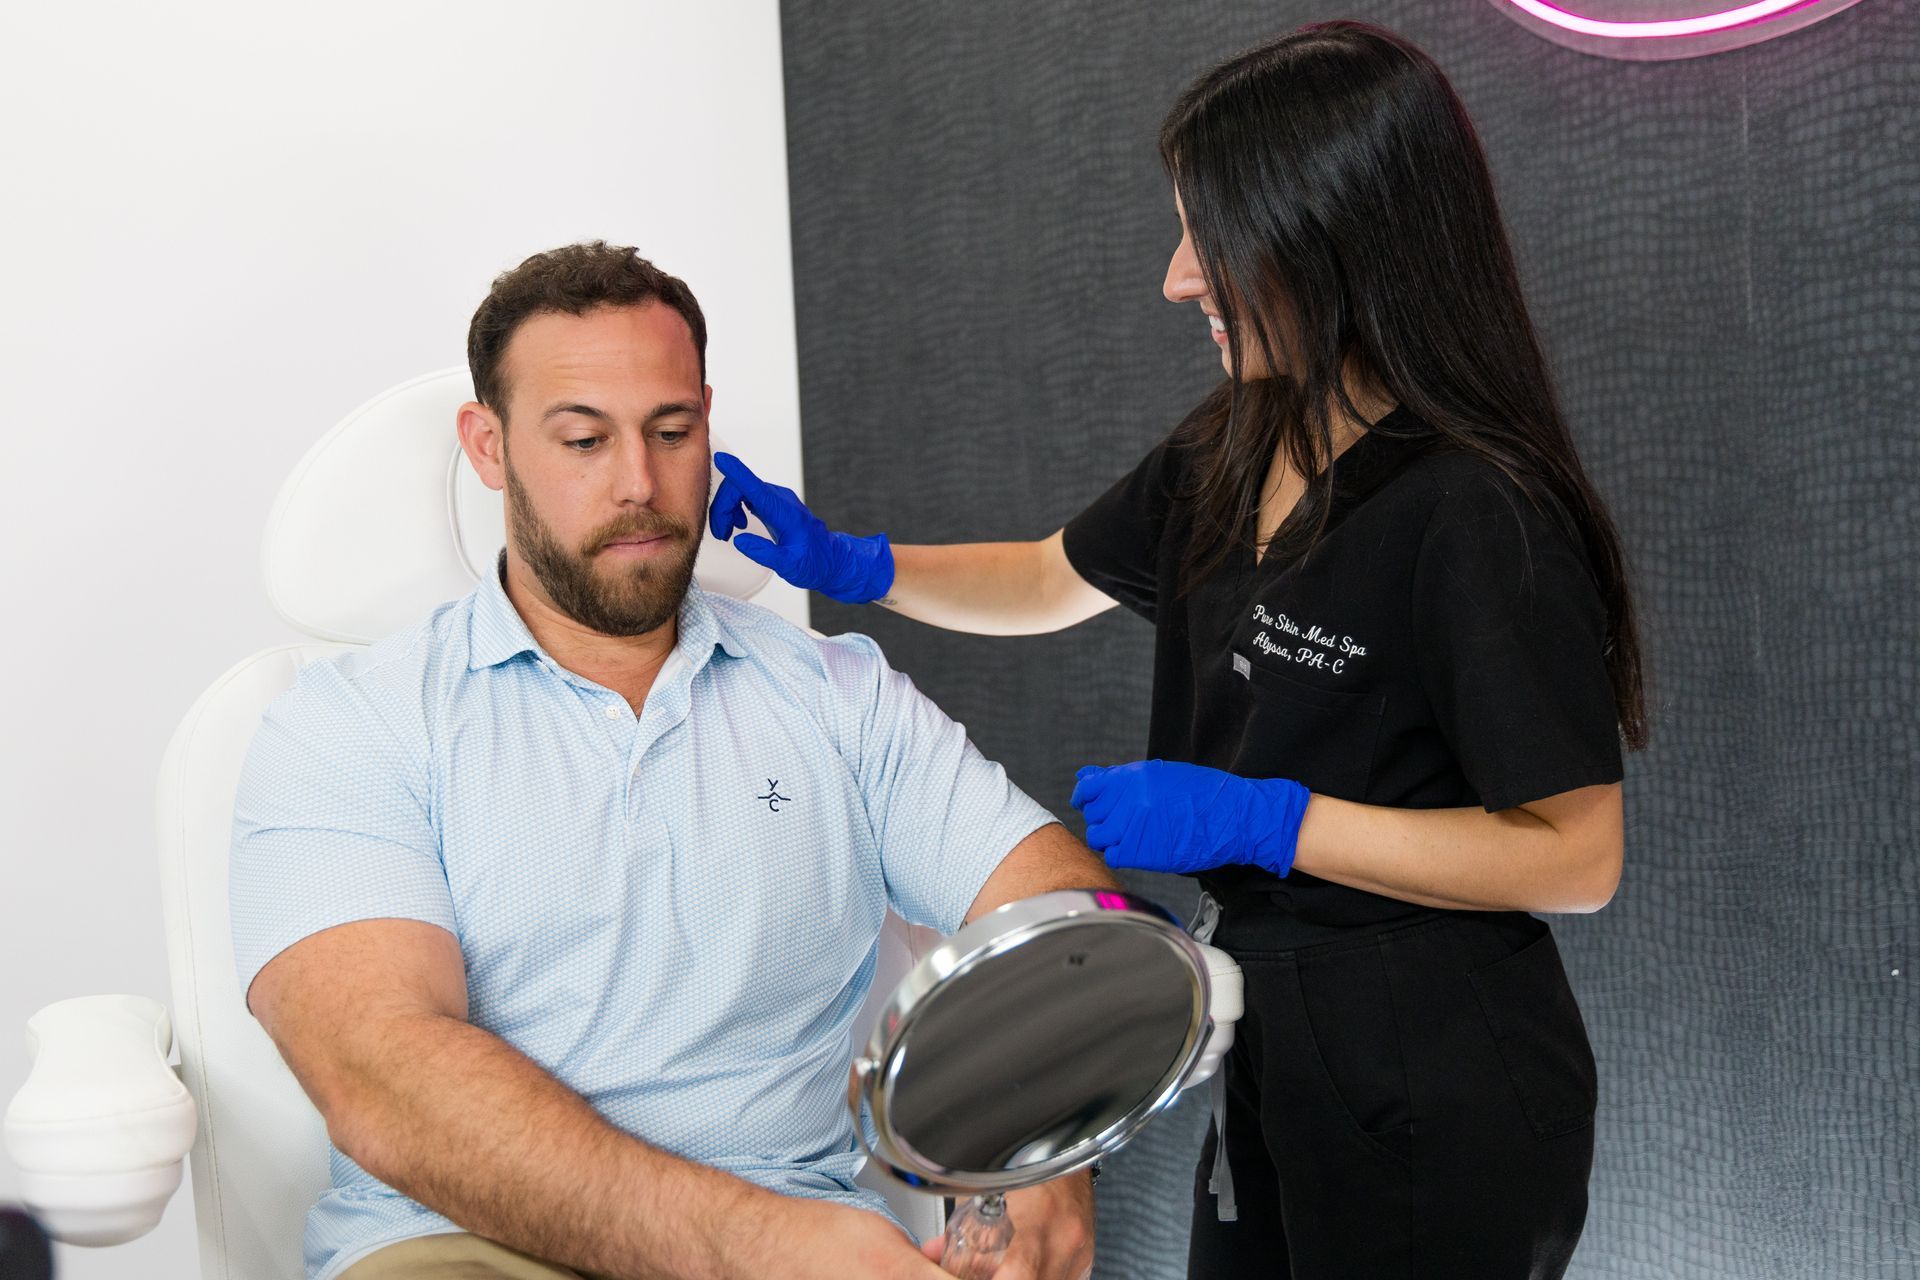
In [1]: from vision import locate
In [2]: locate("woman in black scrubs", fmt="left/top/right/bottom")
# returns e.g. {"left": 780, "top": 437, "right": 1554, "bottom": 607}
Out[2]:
{"left": 711, "top": 21, "right": 1646, "bottom": 1280}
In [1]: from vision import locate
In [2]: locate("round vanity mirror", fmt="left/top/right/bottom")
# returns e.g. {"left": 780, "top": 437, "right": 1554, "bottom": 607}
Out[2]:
{"left": 856, "top": 886, "right": 1213, "bottom": 1274}
{"left": 851, "top": 889, "right": 1210, "bottom": 1196}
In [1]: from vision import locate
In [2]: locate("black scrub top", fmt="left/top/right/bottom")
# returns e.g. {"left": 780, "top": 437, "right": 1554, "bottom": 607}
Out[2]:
{"left": 1062, "top": 403, "right": 1624, "bottom": 938}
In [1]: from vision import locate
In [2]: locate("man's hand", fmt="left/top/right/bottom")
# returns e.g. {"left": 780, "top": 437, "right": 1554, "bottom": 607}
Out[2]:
{"left": 919, "top": 1174, "right": 1095, "bottom": 1280}
{"left": 727, "top": 1194, "right": 949, "bottom": 1280}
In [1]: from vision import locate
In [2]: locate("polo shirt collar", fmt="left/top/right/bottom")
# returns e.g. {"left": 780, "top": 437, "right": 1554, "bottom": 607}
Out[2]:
{"left": 677, "top": 578, "right": 753, "bottom": 665}
{"left": 467, "top": 550, "right": 748, "bottom": 673}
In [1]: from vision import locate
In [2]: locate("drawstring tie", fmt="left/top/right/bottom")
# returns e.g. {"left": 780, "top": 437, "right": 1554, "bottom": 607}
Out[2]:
{"left": 1190, "top": 892, "right": 1236, "bottom": 1223}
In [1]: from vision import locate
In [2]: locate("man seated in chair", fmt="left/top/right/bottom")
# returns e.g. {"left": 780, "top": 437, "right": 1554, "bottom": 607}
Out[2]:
{"left": 231, "top": 242, "right": 1111, "bottom": 1280}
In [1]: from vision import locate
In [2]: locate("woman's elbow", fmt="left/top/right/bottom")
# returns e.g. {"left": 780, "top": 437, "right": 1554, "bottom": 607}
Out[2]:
{"left": 1518, "top": 784, "right": 1623, "bottom": 914}
{"left": 1560, "top": 838, "right": 1623, "bottom": 914}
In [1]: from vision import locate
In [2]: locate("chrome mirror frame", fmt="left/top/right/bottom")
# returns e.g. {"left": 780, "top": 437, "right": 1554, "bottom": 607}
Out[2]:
{"left": 849, "top": 888, "right": 1211, "bottom": 1197}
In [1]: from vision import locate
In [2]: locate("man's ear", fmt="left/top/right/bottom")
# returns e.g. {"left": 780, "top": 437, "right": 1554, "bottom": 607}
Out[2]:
{"left": 456, "top": 401, "right": 506, "bottom": 492}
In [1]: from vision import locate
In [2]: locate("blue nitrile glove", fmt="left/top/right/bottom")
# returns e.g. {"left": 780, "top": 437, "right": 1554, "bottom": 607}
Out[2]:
{"left": 708, "top": 452, "right": 896, "bottom": 605}
{"left": 1070, "top": 760, "right": 1311, "bottom": 878}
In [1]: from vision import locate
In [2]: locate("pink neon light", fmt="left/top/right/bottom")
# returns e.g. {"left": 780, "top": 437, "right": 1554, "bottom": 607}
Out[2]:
{"left": 1500, "top": 0, "right": 1817, "bottom": 37}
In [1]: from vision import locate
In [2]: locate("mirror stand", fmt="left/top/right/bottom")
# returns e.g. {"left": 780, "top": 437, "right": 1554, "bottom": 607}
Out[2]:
{"left": 941, "top": 1192, "right": 1013, "bottom": 1278}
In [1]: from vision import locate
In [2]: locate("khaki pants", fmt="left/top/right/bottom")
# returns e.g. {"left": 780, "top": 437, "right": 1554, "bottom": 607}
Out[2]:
{"left": 341, "top": 1232, "right": 611, "bottom": 1279}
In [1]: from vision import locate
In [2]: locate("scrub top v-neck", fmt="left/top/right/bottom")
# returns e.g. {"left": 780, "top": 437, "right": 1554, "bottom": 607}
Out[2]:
{"left": 1062, "top": 403, "right": 1624, "bottom": 942}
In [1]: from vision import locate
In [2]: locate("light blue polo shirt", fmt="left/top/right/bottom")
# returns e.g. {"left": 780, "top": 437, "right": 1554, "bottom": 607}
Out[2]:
{"left": 229, "top": 560, "right": 1055, "bottom": 1280}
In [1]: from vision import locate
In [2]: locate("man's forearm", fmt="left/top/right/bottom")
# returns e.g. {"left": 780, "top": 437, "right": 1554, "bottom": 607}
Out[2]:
{"left": 325, "top": 1010, "right": 770, "bottom": 1280}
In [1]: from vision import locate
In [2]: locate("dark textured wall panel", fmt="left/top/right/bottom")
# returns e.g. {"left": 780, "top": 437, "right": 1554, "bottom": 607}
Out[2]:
{"left": 780, "top": 4, "right": 1918, "bottom": 1276}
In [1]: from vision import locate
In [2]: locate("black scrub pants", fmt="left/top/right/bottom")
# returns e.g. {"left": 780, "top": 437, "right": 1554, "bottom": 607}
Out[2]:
{"left": 1187, "top": 908, "right": 1597, "bottom": 1280}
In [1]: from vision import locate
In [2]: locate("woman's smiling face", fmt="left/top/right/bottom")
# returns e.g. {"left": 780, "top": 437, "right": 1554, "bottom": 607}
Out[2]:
{"left": 1163, "top": 192, "right": 1293, "bottom": 382}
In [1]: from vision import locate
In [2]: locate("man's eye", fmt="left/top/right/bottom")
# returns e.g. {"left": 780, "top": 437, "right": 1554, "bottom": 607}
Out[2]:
{"left": 564, "top": 437, "right": 601, "bottom": 452}
{"left": 657, "top": 430, "right": 691, "bottom": 445}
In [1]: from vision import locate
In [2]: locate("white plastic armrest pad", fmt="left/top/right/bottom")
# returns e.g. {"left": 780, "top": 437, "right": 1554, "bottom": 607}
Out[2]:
{"left": 5, "top": 995, "right": 196, "bottom": 1176}
{"left": 1199, "top": 943, "right": 1244, "bottom": 1024}
{"left": 1184, "top": 944, "right": 1244, "bottom": 1090}
{"left": 5, "top": 996, "right": 196, "bottom": 1245}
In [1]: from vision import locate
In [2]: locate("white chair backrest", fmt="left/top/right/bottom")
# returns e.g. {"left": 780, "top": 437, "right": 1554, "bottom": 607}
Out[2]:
{"left": 261, "top": 369, "right": 775, "bottom": 645}
{"left": 157, "top": 370, "right": 935, "bottom": 1279}
{"left": 159, "top": 643, "right": 346, "bottom": 1280}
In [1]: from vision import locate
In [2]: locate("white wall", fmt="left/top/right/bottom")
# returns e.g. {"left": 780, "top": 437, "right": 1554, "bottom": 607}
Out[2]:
{"left": 0, "top": 3, "right": 805, "bottom": 1275}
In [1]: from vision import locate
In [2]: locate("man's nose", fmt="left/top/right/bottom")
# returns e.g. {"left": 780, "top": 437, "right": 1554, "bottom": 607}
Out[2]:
{"left": 1163, "top": 232, "right": 1206, "bottom": 305}
{"left": 611, "top": 437, "right": 657, "bottom": 506}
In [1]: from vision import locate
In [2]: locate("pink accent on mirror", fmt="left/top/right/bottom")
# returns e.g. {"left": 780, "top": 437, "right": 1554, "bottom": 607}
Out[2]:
{"left": 1499, "top": 0, "right": 1818, "bottom": 38}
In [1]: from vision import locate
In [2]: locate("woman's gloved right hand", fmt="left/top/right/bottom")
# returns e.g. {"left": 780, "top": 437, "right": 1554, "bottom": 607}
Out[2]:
{"left": 707, "top": 452, "right": 896, "bottom": 604}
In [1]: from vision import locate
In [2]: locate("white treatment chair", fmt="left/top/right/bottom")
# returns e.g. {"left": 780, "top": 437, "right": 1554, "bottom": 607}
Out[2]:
{"left": 3, "top": 369, "right": 944, "bottom": 1277}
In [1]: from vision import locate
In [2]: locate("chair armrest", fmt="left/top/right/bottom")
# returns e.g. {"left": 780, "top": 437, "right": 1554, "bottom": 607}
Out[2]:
{"left": 1182, "top": 944, "right": 1244, "bottom": 1089}
{"left": 3, "top": 996, "right": 196, "bottom": 1246}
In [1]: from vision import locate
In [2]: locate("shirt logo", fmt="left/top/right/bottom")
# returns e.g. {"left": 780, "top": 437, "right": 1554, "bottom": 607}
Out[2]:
{"left": 1249, "top": 603, "right": 1368, "bottom": 676}
{"left": 1232, "top": 653, "right": 1251, "bottom": 680}
{"left": 757, "top": 779, "right": 792, "bottom": 812}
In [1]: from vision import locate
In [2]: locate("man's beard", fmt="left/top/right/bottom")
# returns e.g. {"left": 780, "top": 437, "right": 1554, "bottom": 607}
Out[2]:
{"left": 505, "top": 460, "right": 699, "bottom": 638}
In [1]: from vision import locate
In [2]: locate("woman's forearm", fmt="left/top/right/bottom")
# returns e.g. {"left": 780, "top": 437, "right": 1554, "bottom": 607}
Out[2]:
{"left": 1290, "top": 783, "right": 1623, "bottom": 914}
{"left": 877, "top": 530, "right": 1116, "bottom": 635}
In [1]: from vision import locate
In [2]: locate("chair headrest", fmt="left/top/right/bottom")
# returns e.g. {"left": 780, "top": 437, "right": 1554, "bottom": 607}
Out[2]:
{"left": 262, "top": 368, "right": 773, "bottom": 644}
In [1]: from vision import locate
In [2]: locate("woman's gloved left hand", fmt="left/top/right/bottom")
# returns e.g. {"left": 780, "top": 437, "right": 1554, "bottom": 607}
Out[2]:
{"left": 1070, "top": 760, "right": 1311, "bottom": 879}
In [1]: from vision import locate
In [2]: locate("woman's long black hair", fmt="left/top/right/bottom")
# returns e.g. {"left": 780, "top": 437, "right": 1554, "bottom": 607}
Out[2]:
{"left": 1162, "top": 21, "right": 1648, "bottom": 749}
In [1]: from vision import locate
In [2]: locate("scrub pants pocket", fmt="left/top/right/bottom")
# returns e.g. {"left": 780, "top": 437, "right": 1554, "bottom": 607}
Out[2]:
{"left": 1191, "top": 944, "right": 1423, "bottom": 1280}
{"left": 1295, "top": 940, "right": 1414, "bottom": 1163}
{"left": 1468, "top": 931, "right": 1598, "bottom": 1138}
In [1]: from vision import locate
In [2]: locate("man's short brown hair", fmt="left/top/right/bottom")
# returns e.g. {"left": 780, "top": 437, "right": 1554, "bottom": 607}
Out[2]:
{"left": 467, "top": 241, "right": 707, "bottom": 419}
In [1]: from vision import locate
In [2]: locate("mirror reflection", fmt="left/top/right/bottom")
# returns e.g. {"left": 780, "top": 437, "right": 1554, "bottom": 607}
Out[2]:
{"left": 886, "top": 922, "right": 1197, "bottom": 1175}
